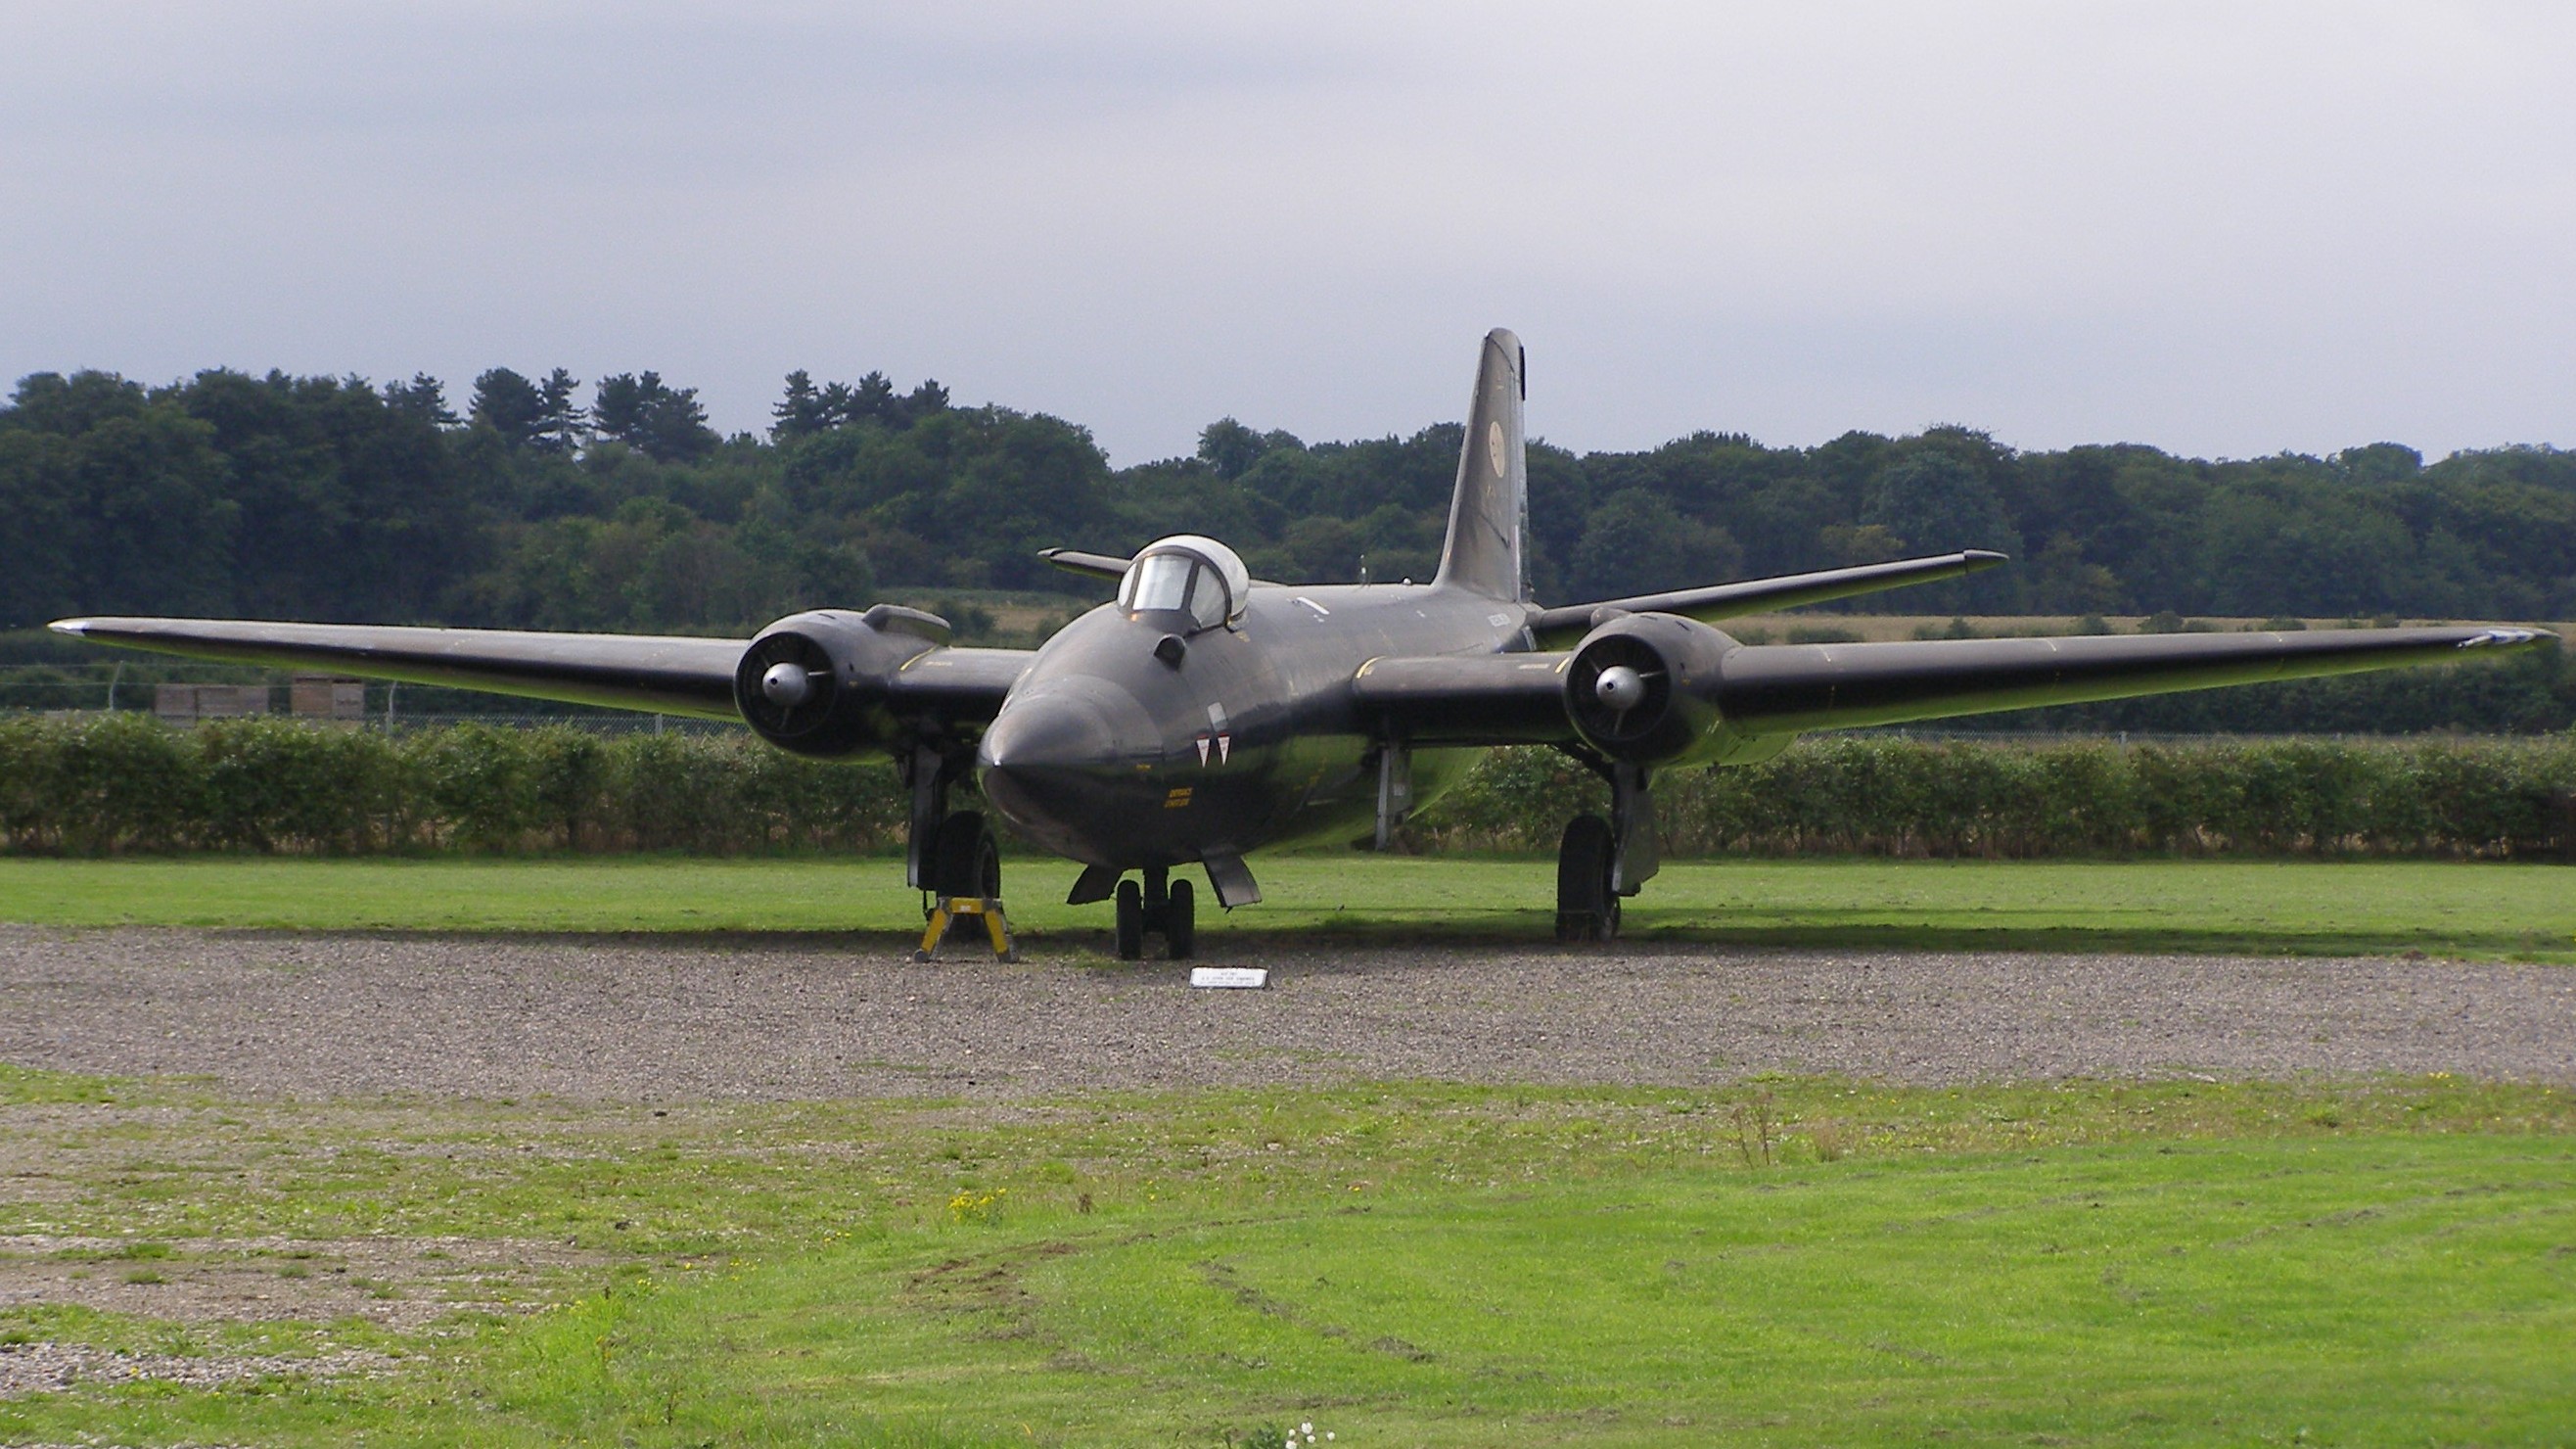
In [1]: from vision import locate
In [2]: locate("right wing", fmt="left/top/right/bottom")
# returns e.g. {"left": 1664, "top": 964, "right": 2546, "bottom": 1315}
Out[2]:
{"left": 51, "top": 614, "right": 1036, "bottom": 727}
{"left": 53, "top": 617, "right": 749, "bottom": 719}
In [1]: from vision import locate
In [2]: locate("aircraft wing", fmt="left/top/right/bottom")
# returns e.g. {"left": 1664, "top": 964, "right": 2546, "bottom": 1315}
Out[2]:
{"left": 885, "top": 646, "right": 1039, "bottom": 717}
{"left": 1709, "top": 626, "right": 2551, "bottom": 733}
{"left": 50, "top": 615, "right": 1035, "bottom": 724}
{"left": 52, "top": 616, "right": 752, "bottom": 719}
{"left": 1350, "top": 652, "right": 1576, "bottom": 745}
{"left": 1528, "top": 549, "right": 2005, "bottom": 646}
{"left": 1354, "top": 625, "right": 2551, "bottom": 753}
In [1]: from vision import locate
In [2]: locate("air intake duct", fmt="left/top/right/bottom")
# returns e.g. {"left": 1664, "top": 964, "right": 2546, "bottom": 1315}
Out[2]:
{"left": 1563, "top": 611, "right": 1735, "bottom": 764}
{"left": 733, "top": 605, "right": 949, "bottom": 758}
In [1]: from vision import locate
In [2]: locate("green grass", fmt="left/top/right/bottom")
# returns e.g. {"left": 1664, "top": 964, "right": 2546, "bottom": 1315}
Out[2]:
{"left": 2, "top": 1074, "right": 2572, "bottom": 1445}
{"left": 2, "top": 854, "right": 2571, "bottom": 959}
{"left": 560, "top": 1136, "right": 2576, "bottom": 1446}
{"left": 5, "top": 856, "right": 2572, "bottom": 1441}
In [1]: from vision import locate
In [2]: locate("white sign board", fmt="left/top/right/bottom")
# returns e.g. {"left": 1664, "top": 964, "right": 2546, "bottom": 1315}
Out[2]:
{"left": 1188, "top": 966, "right": 1268, "bottom": 990}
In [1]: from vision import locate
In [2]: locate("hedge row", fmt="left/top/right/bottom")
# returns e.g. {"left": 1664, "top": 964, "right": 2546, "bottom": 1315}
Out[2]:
{"left": 1, "top": 714, "right": 2570, "bottom": 859}
{"left": 0, "top": 715, "right": 905, "bottom": 855}
{"left": 1414, "top": 734, "right": 2576, "bottom": 860}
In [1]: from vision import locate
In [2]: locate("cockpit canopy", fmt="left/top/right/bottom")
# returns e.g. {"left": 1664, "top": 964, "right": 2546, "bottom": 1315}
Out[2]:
{"left": 1117, "top": 535, "right": 1250, "bottom": 631}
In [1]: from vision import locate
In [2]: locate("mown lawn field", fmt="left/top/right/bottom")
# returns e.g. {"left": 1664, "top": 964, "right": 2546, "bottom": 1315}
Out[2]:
{"left": 1, "top": 854, "right": 2571, "bottom": 960}
{"left": 1, "top": 1068, "right": 2572, "bottom": 1446}
{"left": 4, "top": 858, "right": 2572, "bottom": 1442}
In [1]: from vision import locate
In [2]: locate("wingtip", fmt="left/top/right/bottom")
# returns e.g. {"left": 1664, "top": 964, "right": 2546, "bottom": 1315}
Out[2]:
{"left": 1961, "top": 549, "right": 2010, "bottom": 569}
{"left": 47, "top": 619, "right": 91, "bottom": 637}
{"left": 2461, "top": 627, "right": 2554, "bottom": 649}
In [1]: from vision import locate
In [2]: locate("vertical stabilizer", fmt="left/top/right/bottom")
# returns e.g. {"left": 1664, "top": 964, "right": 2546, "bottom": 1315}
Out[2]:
{"left": 1433, "top": 328, "right": 1529, "bottom": 601}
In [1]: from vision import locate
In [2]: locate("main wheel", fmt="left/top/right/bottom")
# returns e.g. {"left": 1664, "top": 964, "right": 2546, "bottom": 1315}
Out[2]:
{"left": 1555, "top": 814, "right": 1618, "bottom": 943}
{"left": 929, "top": 811, "right": 999, "bottom": 900}
{"left": 1166, "top": 877, "right": 1196, "bottom": 959}
{"left": 1114, "top": 879, "right": 1144, "bottom": 960}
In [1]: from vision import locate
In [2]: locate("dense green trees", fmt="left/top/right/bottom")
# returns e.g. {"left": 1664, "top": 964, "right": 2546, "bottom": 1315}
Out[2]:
{"left": 5, "top": 363, "right": 2573, "bottom": 647}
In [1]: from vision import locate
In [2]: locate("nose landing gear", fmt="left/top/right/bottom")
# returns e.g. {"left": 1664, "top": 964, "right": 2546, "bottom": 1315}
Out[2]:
{"left": 1113, "top": 865, "right": 1196, "bottom": 960}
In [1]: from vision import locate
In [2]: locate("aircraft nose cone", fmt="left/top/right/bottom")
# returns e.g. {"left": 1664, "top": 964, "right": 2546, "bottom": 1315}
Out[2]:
{"left": 978, "top": 696, "right": 1119, "bottom": 774}
{"left": 978, "top": 681, "right": 1157, "bottom": 864}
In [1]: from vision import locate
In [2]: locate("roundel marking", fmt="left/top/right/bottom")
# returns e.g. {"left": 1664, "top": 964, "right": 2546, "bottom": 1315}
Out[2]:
{"left": 1487, "top": 420, "right": 1505, "bottom": 476}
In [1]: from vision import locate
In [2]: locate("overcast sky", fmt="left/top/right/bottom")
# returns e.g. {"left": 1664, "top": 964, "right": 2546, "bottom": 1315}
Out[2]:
{"left": 4, "top": 2, "right": 2570, "bottom": 465}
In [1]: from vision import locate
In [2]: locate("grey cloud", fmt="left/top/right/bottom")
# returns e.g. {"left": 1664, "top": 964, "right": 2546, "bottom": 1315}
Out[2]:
{"left": 2, "top": 2, "right": 2570, "bottom": 464}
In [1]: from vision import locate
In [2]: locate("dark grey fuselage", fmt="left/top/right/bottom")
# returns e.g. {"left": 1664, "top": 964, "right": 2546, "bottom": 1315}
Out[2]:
{"left": 977, "top": 582, "right": 1531, "bottom": 868}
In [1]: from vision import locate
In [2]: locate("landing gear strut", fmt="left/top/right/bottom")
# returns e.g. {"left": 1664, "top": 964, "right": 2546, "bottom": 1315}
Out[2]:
{"left": 902, "top": 743, "right": 1016, "bottom": 960}
{"left": 900, "top": 742, "right": 1006, "bottom": 902}
{"left": 1554, "top": 755, "right": 1657, "bottom": 944}
{"left": 1113, "top": 865, "right": 1196, "bottom": 961}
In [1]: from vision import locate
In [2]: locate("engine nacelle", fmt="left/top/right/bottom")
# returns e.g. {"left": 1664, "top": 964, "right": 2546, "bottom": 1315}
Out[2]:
{"left": 733, "top": 605, "right": 949, "bottom": 758}
{"left": 1564, "top": 611, "right": 1736, "bottom": 765}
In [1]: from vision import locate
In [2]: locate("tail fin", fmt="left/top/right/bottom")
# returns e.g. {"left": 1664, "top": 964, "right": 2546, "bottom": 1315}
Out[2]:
{"left": 1433, "top": 328, "right": 1530, "bottom": 601}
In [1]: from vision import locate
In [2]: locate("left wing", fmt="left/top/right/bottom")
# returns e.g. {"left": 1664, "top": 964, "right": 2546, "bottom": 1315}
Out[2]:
{"left": 1353, "top": 625, "right": 2554, "bottom": 757}
{"left": 1708, "top": 626, "right": 2551, "bottom": 733}
{"left": 1350, "top": 652, "right": 1574, "bottom": 745}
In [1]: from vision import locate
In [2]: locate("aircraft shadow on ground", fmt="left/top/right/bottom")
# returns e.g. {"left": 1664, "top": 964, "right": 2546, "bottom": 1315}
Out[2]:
{"left": 374, "top": 918, "right": 2575, "bottom": 963}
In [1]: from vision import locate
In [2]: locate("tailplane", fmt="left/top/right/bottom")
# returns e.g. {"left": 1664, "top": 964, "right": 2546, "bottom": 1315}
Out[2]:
{"left": 1433, "top": 328, "right": 1530, "bottom": 601}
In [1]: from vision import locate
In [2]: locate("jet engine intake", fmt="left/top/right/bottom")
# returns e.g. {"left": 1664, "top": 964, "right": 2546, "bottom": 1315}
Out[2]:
{"left": 1564, "top": 612, "right": 1735, "bottom": 764}
{"left": 733, "top": 605, "right": 949, "bottom": 758}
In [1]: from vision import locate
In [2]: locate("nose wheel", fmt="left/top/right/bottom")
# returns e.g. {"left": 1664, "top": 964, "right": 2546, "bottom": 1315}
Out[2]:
{"left": 1113, "top": 866, "right": 1195, "bottom": 960}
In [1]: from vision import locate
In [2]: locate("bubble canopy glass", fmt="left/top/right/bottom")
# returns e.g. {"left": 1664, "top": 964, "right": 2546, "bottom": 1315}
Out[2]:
{"left": 1117, "top": 535, "right": 1249, "bottom": 631}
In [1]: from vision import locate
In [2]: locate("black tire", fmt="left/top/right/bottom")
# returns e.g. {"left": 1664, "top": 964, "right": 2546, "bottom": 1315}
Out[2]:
{"left": 1114, "top": 879, "right": 1144, "bottom": 959}
{"left": 1555, "top": 814, "right": 1618, "bottom": 943}
{"left": 930, "top": 811, "right": 999, "bottom": 900}
{"left": 1166, "top": 877, "right": 1196, "bottom": 959}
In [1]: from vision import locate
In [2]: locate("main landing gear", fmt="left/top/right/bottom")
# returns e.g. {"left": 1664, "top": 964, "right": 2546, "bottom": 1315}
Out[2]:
{"left": 1113, "top": 865, "right": 1195, "bottom": 961}
{"left": 903, "top": 744, "right": 1017, "bottom": 961}
{"left": 1554, "top": 757, "right": 1658, "bottom": 944}
{"left": 926, "top": 809, "right": 1001, "bottom": 901}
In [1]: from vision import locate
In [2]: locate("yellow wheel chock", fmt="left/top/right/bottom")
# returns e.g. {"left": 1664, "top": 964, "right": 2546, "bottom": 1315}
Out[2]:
{"left": 915, "top": 896, "right": 1018, "bottom": 962}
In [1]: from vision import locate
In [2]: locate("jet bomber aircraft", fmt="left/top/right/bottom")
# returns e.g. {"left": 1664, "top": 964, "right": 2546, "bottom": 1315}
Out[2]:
{"left": 54, "top": 332, "right": 2553, "bottom": 957}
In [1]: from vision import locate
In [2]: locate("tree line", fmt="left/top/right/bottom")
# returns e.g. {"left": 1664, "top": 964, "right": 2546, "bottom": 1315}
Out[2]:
{"left": 6, "top": 362, "right": 2573, "bottom": 640}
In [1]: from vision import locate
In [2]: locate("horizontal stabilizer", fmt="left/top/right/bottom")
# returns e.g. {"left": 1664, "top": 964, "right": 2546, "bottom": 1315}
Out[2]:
{"left": 1531, "top": 550, "right": 2005, "bottom": 645}
{"left": 1037, "top": 548, "right": 1133, "bottom": 582}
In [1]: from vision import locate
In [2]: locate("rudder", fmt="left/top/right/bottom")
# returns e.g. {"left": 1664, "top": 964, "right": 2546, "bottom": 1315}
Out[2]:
{"left": 1433, "top": 328, "right": 1529, "bottom": 601}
